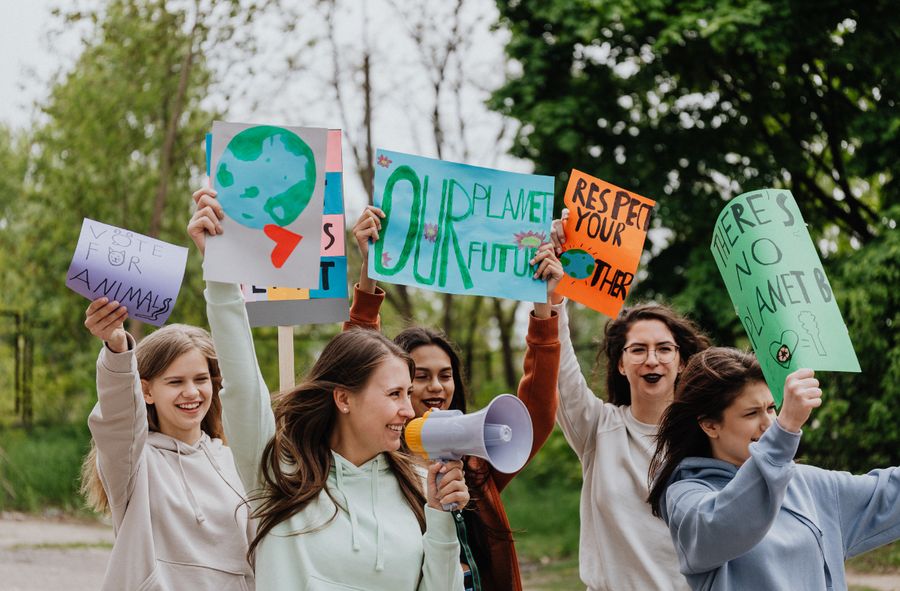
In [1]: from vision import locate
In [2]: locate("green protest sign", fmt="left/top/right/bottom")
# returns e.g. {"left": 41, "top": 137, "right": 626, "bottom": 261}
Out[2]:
{"left": 710, "top": 188, "right": 860, "bottom": 404}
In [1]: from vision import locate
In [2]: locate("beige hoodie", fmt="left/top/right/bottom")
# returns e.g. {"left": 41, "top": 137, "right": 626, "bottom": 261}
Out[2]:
{"left": 89, "top": 339, "right": 255, "bottom": 591}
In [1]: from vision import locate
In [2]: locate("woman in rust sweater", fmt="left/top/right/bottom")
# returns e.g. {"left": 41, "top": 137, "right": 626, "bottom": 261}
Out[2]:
{"left": 345, "top": 205, "right": 561, "bottom": 591}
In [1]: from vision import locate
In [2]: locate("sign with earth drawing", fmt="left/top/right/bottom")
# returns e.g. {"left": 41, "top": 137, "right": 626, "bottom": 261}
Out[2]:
{"left": 555, "top": 170, "right": 655, "bottom": 318}
{"left": 204, "top": 121, "right": 327, "bottom": 287}
{"left": 710, "top": 188, "right": 860, "bottom": 404}
{"left": 242, "top": 130, "right": 350, "bottom": 326}
{"left": 368, "top": 149, "right": 554, "bottom": 302}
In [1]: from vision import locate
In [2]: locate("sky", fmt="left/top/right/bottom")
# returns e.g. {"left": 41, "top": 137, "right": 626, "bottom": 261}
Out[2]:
{"left": 0, "top": 1, "right": 79, "bottom": 129}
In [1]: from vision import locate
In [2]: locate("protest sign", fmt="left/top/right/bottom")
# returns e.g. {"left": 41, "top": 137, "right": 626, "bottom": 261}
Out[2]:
{"left": 243, "top": 129, "right": 349, "bottom": 326}
{"left": 204, "top": 121, "right": 327, "bottom": 287}
{"left": 66, "top": 219, "right": 188, "bottom": 326}
{"left": 368, "top": 149, "right": 554, "bottom": 302}
{"left": 711, "top": 188, "right": 860, "bottom": 404}
{"left": 555, "top": 170, "right": 655, "bottom": 317}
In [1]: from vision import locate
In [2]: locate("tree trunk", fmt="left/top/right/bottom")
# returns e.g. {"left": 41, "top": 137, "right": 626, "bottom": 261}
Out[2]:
{"left": 131, "top": 12, "right": 199, "bottom": 340}
{"left": 491, "top": 297, "right": 518, "bottom": 390}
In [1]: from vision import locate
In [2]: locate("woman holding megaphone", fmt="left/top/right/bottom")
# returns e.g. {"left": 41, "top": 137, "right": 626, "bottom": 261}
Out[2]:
{"left": 548, "top": 209, "right": 711, "bottom": 591}
{"left": 349, "top": 205, "right": 562, "bottom": 591}
{"left": 188, "top": 188, "right": 468, "bottom": 591}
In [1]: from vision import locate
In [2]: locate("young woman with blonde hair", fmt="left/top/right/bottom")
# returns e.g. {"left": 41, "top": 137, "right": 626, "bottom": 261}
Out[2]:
{"left": 80, "top": 298, "right": 255, "bottom": 591}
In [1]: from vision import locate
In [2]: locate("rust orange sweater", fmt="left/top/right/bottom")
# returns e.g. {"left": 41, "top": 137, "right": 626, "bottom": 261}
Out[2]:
{"left": 344, "top": 285, "right": 559, "bottom": 591}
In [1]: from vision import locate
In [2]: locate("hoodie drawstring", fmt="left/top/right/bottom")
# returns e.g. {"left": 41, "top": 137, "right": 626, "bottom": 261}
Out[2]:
{"left": 335, "top": 460, "right": 360, "bottom": 552}
{"left": 199, "top": 440, "right": 247, "bottom": 503}
{"left": 372, "top": 457, "right": 384, "bottom": 572}
{"left": 174, "top": 439, "right": 205, "bottom": 523}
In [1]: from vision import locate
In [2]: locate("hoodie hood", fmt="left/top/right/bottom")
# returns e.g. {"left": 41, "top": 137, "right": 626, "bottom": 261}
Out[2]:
{"left": 658, "top": 456, "right": 739, "bottom": 522}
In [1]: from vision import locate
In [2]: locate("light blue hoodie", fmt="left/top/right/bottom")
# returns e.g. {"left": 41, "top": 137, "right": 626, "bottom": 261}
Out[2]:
{"left": 659, "top": 419, "right": 900, "bottom": 590}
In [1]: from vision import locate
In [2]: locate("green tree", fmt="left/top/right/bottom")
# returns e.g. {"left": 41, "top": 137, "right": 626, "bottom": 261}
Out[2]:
{"left": 491, "top": 0, "right": 897, "bottom": 338}
{"left": 802, "top": 207, "right": 900, "bottom": 471}
{"left": 12, "top": 0, "right": 218, "bottom": 422}
{"left": 491, "top": 0, "right": 899, "bottom": 466}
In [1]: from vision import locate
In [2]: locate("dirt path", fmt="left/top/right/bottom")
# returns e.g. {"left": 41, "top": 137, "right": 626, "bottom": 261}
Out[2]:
{"left": 3, "top": 512, "right": 900, "bottom": 590}
{"left": 0, "top": 512, "right": 113, "bottom": 591}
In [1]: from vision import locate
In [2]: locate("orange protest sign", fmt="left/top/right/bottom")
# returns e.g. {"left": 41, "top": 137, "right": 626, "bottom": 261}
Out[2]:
{"left": 555, "top": 169, "right": 656, "bottom": 318}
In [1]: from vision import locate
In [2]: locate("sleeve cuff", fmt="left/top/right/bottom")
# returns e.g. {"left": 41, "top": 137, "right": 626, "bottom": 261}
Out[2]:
{"left": 527, "top": 310, "right": 559, "bottom": 344}
{"left": 753, "top": 419, "right": 801, "bottom": 465}
{"left": 423, "top": 505, "right": 457, "bottom": 543}
{"left": 204, "top": 281, "right": 243, "bottom": 305}
{"left": 99, "top": 333, "right": 137, "bottom": 373}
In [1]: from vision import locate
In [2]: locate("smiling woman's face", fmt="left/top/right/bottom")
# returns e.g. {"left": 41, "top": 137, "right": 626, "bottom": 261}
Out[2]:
{"left": 700, "top": 381, "right": 777, "bottom": 466}
{"left": 409, "top": 345, "right": 455, "bottom": 417}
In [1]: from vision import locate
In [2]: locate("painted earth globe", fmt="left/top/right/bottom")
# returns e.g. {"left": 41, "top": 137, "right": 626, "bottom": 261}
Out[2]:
{"left": 560, "top": 248, "right": 596, "bottom": 280}
{"left": 215, "top": 126, "right": 316, "bottom": 229}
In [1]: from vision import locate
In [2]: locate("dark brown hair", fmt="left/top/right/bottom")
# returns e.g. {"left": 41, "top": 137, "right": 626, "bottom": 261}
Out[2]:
{"left": 647, "top": 347, "right": 764, "bottom": 517}
{"left": 248, "top": 328, "right": 426, "bottom": 559}
{"left": 80, "top": 324, "right": 224, "bottom": 513}
{"left": 600, "top": 303, "right": 711, "bottom": 405}
{"left": 393, "top": 326, "right": 469, "bottom": 413}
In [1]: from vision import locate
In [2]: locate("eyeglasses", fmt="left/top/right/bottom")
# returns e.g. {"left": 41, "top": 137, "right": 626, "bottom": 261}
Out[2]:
{"left": 622, "top": 344, "right": 680, "bottom": 364}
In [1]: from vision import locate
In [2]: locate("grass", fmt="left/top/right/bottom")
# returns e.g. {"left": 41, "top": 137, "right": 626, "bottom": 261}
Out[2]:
{"left": 0, "top": 423, "right": 92, "bottom": 513}
{"left": 848, "top": 542, "right": 900, "bottom": 574}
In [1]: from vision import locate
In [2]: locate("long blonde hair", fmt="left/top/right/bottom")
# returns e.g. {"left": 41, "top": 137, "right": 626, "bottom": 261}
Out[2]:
{"left": 248, "top": 328, "right": 427, "bottom": 559}
{"left": 80, "top": 324, "right": 224, "bottom": 513}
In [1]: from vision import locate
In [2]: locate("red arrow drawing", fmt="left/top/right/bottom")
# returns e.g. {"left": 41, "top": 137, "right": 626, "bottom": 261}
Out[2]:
{"left": 263, "top": 224, "right": 303, "bottom": 268}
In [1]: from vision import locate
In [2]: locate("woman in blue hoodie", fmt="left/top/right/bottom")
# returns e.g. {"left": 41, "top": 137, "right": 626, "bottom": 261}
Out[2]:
{"left": 648, "top": 347, "right": 900, "bottom": 591}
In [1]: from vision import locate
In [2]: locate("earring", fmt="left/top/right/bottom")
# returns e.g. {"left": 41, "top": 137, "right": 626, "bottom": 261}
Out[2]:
{"left": 342, "top": 407, "right": 349, "bottom": 413}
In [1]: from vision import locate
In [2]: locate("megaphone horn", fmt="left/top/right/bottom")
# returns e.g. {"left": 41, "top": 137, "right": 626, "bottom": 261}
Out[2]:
{"left": 405, "top": 394, "right": 534, "bottom": 474}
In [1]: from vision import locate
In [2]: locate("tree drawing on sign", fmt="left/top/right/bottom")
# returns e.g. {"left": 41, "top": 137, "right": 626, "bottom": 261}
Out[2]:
{"left": 798, "top": 311, "right": 827, "bottom": 356}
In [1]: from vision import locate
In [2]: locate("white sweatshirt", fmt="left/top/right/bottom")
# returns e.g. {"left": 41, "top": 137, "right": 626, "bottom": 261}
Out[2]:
{"left": 555, "top": 302, "right": 689, "bottom": 591}
{"left": 89, "top": 339, "right": 255, "bottom": 591}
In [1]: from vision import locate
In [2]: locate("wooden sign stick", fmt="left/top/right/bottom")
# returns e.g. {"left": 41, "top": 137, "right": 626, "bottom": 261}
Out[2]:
{"left": 277, "top": 325, "right": 295, "bottom": 391}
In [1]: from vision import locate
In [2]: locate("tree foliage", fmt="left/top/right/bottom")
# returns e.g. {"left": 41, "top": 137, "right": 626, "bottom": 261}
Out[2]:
{"left": 491, "top": 0, "right": 899, "bottom": 469}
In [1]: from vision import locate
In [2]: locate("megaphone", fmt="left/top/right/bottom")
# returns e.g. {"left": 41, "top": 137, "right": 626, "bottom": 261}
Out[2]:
{"left": 405, "top": 393, "right": 534, "bottom": 475}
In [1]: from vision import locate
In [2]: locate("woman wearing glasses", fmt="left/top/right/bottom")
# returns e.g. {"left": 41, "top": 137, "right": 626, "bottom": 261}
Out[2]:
{"left": 549, "top": 213, "right": 711, "bottom": 591}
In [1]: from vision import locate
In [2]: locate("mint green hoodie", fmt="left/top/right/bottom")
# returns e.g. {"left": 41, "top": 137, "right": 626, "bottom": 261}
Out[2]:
{"left": 205, "top": 281, "right": 464, "bottom": 591}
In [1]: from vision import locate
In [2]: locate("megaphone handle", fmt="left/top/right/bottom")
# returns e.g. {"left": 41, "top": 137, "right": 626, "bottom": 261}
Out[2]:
{"left": 435, "top": 460, "right": 459, "bottom": 512}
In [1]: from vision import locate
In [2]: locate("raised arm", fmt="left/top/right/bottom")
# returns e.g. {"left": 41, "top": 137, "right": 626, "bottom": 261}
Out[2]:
{"left": 493, "top": 243, "right": 562, "bottom": 492}
{"left": 548, "top": 213, "right": 605, "bottom": 459}
{"left": 552, "top": 300, "right": 605, "bottom": 459}
{"left": 204, "top": 281, "right": 275, "bottom": 494}
{"left": 343, "top": 205, "right": 387, "bottom": 331}
{"left": 84, "top": 298, "right": 144, "bottom": 523}
{"left": 188, "top": 187, "right": 274, "bottom": 493}
{"left": 665, "top": 420, "right": 799, "bottom": 573}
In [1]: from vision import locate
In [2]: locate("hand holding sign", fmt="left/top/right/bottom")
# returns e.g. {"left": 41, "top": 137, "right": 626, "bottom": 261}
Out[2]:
{"left": 84, "top": 298, "right": 129, "bottom": 353}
